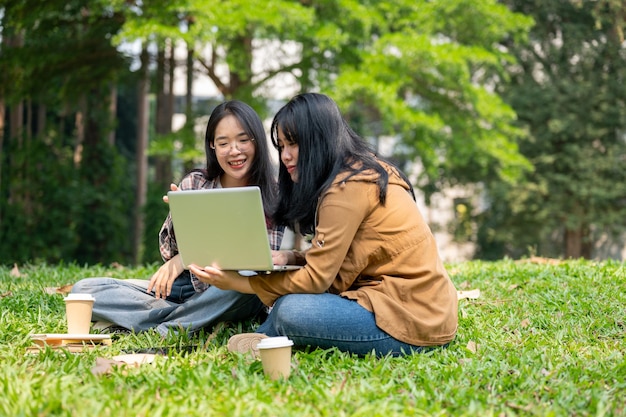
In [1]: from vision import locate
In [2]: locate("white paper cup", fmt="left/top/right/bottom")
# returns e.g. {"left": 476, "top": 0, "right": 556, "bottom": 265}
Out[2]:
{"left": 257, "top": 336, "right": 294, "bottom": 380}
{"left": 64, "top": 294, "right": 95, "bottom": 334}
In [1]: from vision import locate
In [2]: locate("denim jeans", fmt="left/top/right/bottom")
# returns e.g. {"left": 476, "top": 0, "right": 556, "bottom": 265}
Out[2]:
{"left": 71, "top": 271, "right": 264, "bottom": 337}
{"left": 256, "top": 293, "right": 430, "bottom": 357}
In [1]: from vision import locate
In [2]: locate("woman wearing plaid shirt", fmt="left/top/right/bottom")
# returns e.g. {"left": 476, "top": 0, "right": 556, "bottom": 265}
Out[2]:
{"left": 71, "top": 101, "right": 283, "bottom": 336}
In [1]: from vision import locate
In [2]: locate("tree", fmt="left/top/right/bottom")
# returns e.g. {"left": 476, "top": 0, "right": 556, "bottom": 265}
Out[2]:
{"left": 479, "top": 0, "right": 626, "bottom": 259}
{"left": 0, "top": 0, "right": 134, "bottom": 265}
{"left": 113, "top": 0, "right": 534, "bottom": 191}
{"left": 332, "top": 0, "right": 535, "bottom": 200}
{"left": 1, "top": 0, "right": 541, "bottom": 264}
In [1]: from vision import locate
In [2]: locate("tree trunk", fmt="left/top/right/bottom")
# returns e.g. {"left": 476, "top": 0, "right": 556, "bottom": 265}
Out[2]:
{"left": 8, "top": 102, "right": 24, "bottom": 207}
{"left": 184, "top": 41, "right": 195, "bottom": 174}
{"left": 564, "top": 225, "right": 592, "bottom": 259}
{"left": 133, "top": 46, "right": 150, "bottom": 265}
{"left": 168, "top": 43, "right": 175, "bottom": 130}
{"left": 37, "top": 104, "right": 46, "bottom": 137}
{"left": 107, "top": 83, "right": 117, "bottom": 146}
{"left": 154, "top": 41, "right": 173, "bottom": 188}
{"left": 0, "top": 97, "right": 5, "bottom": 224}
{"left": 73, "top": 95, "right": 87, "bottom": 166}
{"left": 9, "top": 102, "right": 23, "bottom": 149}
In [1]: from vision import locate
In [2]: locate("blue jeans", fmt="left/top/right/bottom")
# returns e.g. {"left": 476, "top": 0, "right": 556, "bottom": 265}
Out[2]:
{"left": 256, "top": 293, "right": 431, "bottom": 357}
{"left": 71, "top": 272, "right": 264, "bottom": 337}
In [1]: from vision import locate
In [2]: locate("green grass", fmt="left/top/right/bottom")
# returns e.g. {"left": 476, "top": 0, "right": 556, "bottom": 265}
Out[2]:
{"left": 0, "top": 259, "right": 624, "bottom": 416}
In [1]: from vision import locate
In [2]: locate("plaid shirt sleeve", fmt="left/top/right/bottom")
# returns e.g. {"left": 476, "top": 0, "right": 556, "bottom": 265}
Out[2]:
{"left": 267, "top": 219, "right": 285, "bottom": 250}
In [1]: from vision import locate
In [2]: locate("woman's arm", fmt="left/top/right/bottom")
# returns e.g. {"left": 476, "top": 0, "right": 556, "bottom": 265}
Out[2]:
{"left": 250, "top": 181, "right": 372, "bottom": 305}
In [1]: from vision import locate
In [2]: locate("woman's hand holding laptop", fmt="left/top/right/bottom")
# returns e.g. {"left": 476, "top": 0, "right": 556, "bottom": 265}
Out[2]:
{"left": 271, "top": 250, "right": 292, "bottom": 266}
{"left": 189, "top": 264, "right": 255, "bottom": 294}
{"left": 162, "top": 183, "right": 180, "bottom": 204}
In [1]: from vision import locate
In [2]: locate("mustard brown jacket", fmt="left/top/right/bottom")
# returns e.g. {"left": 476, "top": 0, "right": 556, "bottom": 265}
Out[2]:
{"left": 250, "top": 161, "right": 458, "bottom": 347}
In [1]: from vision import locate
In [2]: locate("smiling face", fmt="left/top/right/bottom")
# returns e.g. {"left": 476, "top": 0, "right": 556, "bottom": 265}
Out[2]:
{"left": 211, "top": 115, "right": 256, "bottom": 188}
{"left": 277, "top": 127, "right": 299, "bottom": 183}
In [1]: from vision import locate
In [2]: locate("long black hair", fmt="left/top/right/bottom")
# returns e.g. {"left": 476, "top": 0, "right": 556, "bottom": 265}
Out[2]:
{"left": 270, "top": 93, "right": 414, "bottom": 234}
{"left": 201, "top": 100, "right": 277, "bottom": 214}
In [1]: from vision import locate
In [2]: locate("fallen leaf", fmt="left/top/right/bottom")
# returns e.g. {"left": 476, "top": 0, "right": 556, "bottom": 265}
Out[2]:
{"left": 508, "top": 284, "right": 520, "bottom": 291}
{"left": 91, "top": 357, "right": 123, "bottom": 376}
{"left": 520, "top": 318, "right": 530, "bottom": 328}
{"left": 44, "top": 284, "right": 74, "bottom": 295}
{"left": 1, "top": 291, "right": 13, "bottom": 298}
{"left": 10, "top": 264, "right": 23, "bottom": 278}
{"left": 457, "top": 289, "right": 480, "bottom": 300}
{"left": 506, "top": 402, "right": 533, "bottom": 412}
{"left": 91, "top": 354, "right": 161, "bottom": 376}
{"left": 466, "top": 340, "right": 478, "bottom": 353}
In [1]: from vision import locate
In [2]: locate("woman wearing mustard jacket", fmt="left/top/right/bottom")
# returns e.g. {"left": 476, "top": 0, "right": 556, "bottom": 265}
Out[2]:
{"left": 191, "top": 93, "right": 457, "bottom": 357}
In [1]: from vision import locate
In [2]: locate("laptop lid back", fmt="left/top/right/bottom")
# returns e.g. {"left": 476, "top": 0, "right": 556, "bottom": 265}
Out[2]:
{"left": 167, "top": 186, "right": 275, "bottom": 271}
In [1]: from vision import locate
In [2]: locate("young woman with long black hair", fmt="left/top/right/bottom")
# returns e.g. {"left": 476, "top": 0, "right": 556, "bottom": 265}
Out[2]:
{"left": 191, "top": 93, "right": 457, "bottom": 356}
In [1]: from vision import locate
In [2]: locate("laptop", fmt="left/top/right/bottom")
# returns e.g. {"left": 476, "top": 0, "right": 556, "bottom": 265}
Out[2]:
{"left": 167, "top": 186, "right": 301, "bottom": 273}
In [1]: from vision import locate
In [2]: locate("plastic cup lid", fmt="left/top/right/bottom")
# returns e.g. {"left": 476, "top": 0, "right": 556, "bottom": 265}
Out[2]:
{"left": 64, "top": 293, "right": 95, "bottom": 301}
{"left": 256, "top": 336, "right": 294, "bottom": 349}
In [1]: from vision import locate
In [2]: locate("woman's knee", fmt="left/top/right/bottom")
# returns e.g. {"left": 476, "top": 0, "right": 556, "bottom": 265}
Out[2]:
{"left": 270, "top": 294, "right": 324, "bottom": 328}
{"left": 70, "top": 277, "right": 109, "bottom": 293}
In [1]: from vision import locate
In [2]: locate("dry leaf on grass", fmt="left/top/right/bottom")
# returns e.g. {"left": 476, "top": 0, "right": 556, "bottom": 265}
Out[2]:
{"left": 92, "top": 357, "right": 125, "bottom": 376}
{"left": 506, "top": 402, "right": 533, "bottom": 412}
{"left": 466, "top": 340, "right": 479, "bottom": 353}
{"left": 458, "top": 280, "right": 471, "bottom": 289}
{"left": 520, "top": 318, "right": 530, "bottom": 328}
{"left": 457, "top": 289, "right": 480, "bottom": 300}
{"left": 1, "top": 291, "right": 13, "bottom": 298}
{"left": 10, "top": 264, "right": 23, "bottom": 278}
{"left": 91, "top": 354, "right": 161, "bottom": 376}
{"left": 44, "top": 284, "right": 74, "bottom": 295}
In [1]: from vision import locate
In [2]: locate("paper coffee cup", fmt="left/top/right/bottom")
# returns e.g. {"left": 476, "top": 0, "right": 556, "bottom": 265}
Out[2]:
{"left": 257, "top": 336, "right": 294, "bottom": 380}
{"left": 64, "top": 293, "right": 95, "bottom": 334}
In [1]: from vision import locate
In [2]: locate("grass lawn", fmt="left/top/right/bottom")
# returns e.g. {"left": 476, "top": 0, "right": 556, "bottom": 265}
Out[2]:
{"left": 0, "top": 259, "right": 624, "bottom": 416}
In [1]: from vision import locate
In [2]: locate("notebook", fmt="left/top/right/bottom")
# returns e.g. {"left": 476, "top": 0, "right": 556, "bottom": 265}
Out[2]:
{"left": 167, "top": 186, "right": 301, "bottom": 273}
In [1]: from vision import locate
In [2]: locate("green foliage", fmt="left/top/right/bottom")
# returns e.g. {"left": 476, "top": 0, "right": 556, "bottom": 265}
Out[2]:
{"left": 73, "top": 141, "right": 134, "bottom": 265}
{"left": 141, "top": 182, "right": 172, "bottom": 265}
{"left": 4, "top": 0, "right": 623, "bottom": 265}
{"left": 1, "top": 0, "right": 126, "bottom": 106}
{"left": 0, "top": 260, "right": 624, "bottom": 415}
{"left": 0, "top": 137, "right": 81, "bottom": 264}
{"left": 333, "top": 0, "right": 535, "bottom": 199}
{"left": 0, "top": 137, "right": 135, "bottom": 266}
{"left": 479, "top": 0, "right": 626, "bottom": 259}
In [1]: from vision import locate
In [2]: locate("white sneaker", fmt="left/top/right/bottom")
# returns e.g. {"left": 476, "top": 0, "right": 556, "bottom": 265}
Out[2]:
{"left": 227, "top": 333, "right": 268, "bottom": 358}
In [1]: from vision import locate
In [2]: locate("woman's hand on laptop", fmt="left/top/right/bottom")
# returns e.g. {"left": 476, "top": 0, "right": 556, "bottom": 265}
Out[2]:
{"left": 272, "top": 250, "right": 293, "bottom": 266}
{"left": 189, "top": 264, "right": 255, "bottom": 294}
{"left": 162, "top": 183, "right": 180, "bottom": 204}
